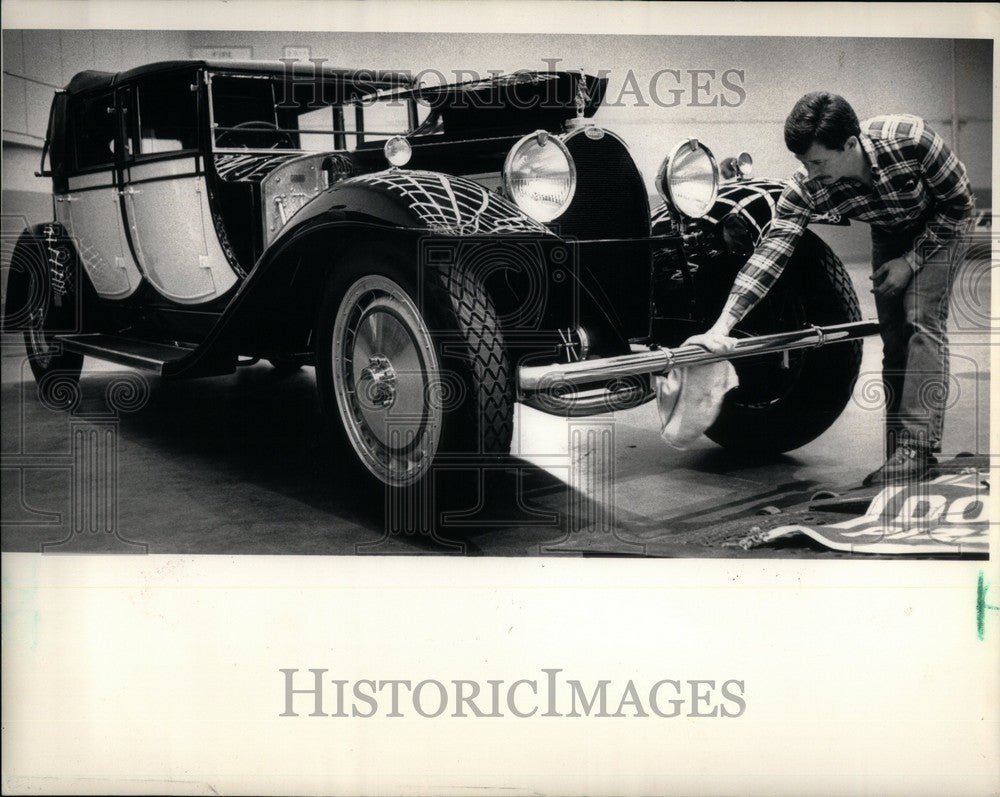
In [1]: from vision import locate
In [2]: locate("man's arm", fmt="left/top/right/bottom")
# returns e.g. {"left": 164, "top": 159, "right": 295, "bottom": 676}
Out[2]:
{"left": 689, "top": 179, "right": 813, "bottom": 352}
{"left": 902, "top": 121, "right": 975, "bottom": 271}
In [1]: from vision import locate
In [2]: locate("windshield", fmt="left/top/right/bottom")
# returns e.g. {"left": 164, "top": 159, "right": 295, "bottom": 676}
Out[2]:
{"left": 209, "top": 73, "right": 423, "bottom": 153}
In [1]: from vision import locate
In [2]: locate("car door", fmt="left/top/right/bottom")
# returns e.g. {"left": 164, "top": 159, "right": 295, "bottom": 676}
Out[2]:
{"left": 120, "top": 71, "right": 239, "bottom": 305}
{"left": 56, "top": 89, "right": 141, "bottom": 299}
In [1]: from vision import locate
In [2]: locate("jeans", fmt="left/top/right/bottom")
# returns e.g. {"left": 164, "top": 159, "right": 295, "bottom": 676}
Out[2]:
{"left": 871, "top": 223, "right": 964, "bottom": 458}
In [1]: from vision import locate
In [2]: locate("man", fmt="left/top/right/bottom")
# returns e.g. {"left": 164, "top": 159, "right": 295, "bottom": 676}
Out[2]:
{"left": 689, "top": 92, "right": 974, "bottom": 484}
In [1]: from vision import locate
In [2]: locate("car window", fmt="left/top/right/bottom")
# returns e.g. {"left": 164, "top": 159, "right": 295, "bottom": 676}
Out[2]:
{"left": 208, "top": 74, "right": 417, "bottom": 152}
{"left": 134, "top": 73, "right": 199, "bottom": 155}
{"left": 358, "top": 98, "right": 411, "bottom": 145}
{"left": 296, "top": 105, "right": 339, "bottom": 151}
{"left": 71, "top": 92, "right": 117, "bottom": 171}
{"left": 211, "top": 75, "right": 283, "bottom": 149}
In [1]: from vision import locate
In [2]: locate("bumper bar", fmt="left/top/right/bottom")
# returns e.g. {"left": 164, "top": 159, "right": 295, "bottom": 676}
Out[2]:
{"left": 518, "top": 319, "right": 880, "bottom": 394}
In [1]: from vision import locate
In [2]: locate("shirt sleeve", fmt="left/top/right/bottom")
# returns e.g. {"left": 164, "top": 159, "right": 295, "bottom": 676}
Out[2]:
{"left": 903, "top": 122, "right": 975, "bottom": 271}
{"left": 718, "top": 177, "right": 813, "bottom": 329}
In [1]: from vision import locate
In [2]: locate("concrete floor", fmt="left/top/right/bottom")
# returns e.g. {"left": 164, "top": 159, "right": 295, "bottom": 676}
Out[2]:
{"left": 1, "top": 260, "right": 991, "bottom": 557}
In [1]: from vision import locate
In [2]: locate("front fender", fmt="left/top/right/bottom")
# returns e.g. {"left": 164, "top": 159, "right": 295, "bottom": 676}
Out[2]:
{"left": 274, "top": 169, "right": 552, "bottom": 246}
{"left": 174, "top": 168, "right": 638, "bottom": 375}
{"left": 653, "top": 178, "right": 850, "bottom": 242}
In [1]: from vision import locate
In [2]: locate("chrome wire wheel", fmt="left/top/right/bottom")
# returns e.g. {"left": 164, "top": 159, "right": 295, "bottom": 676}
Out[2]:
{"left": 330, "top": 274, "right": 443, "bottom": 486}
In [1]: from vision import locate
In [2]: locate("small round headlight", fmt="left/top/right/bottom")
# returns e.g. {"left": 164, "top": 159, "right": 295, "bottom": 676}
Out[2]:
{"left": 503, "top": 130, "right": 576, "bottom": 223}
{"left": 656, "top": 138, "right": 720, "bottom": 219}
{"left": 384, "top": 136, "right": 412, "bottom": 167}
{"left": 737, "top": 151, "right": 753, "bottom": 178}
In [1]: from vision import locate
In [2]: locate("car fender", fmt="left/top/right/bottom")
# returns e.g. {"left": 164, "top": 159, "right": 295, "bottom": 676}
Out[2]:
{"left": 1, "top": 222, "right": 96, "bottom": 333}
{"left": 648, "top": 179, "right": 858, "bottom": 340}
{"left": 171, "top": 170, "right": 564, "bottom": 374}
{"left": 709, "top": 179, "right": 852, "bottom": 238}
{"left": 652, "top": 179, "right": 851, "bottom": 242}
{"left": 260, "top": 170, "right": 557, "bottom": 317}
{"left": 273, "top": 168, "right": 553, "bottom": 243}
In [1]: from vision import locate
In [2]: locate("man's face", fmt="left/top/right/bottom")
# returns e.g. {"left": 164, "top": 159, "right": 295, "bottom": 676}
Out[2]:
{"left": 795, "top": 138, "right": 859, "bottom": 185}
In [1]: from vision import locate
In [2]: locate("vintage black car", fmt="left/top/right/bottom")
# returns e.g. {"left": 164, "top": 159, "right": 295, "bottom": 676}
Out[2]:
{"left": 5, "top": 60, "right": 874, "bottom": 489}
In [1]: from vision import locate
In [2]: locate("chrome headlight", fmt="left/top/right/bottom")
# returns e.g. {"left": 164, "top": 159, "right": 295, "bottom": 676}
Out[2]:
{"left": 503, "top": 130, "right": 576, "bottom": 223}
{"left": 656, "top": 138, "right": 719, "bottom": 219}
{"left": 384, "top": 135, "right": 412, "bottom": 167}
{"left": 737, "top": 151, "right": 753, "bottom": 178}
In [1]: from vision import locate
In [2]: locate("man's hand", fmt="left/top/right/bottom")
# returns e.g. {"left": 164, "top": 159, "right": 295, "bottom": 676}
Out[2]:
{"left": 871, "top": 257, "right": 913, "bottom": 298}
{"left": 681, "top": 327, "right": 739, "bottom": 354}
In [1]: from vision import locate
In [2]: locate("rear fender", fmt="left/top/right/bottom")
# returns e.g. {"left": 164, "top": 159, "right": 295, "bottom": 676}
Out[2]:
{"left": 1, "top": 222, "right": 97, "bottom": 334}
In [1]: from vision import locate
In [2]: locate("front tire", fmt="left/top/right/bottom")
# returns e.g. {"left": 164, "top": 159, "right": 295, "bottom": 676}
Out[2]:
{"left": 703, "top": 231, "right": 863, "bottom": 453}
{"left": 315, "top": 243, "right": 514, "bottom": 488}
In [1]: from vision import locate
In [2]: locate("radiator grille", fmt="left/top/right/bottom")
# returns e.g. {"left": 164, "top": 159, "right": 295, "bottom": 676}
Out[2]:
{"left": 551, "top": 129, "right": 650, "bottom": 241}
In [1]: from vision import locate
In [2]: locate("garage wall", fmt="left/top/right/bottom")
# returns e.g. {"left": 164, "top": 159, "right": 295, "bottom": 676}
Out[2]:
{"left": 182, "top": 32, "right": 993, "bottom": 195}
{"left": 2, "top": 30, "right": 992, "bottom": 261}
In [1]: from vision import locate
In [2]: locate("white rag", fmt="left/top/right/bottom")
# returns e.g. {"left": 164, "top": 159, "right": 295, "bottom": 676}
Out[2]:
{"left": 655, "top": 362, "right": 739, "bottom": 449}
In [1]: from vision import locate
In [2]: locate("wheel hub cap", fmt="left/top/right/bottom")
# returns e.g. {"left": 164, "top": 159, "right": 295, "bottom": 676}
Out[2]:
{"left": 359, "top": 355, "right": 397, "bottom": 409}
{"left": 331, "top": 275, "right": 444, "bottom": 486}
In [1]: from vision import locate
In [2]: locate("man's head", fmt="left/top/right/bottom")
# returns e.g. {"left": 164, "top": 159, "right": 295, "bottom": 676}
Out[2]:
{"left": 784, "top": 92, "right": 865, "bottom": 185}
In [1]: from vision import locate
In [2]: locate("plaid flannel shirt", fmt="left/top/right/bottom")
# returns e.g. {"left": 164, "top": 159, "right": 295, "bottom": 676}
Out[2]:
{"left": 720, "top": 114, "right": 975, "bottom": 327}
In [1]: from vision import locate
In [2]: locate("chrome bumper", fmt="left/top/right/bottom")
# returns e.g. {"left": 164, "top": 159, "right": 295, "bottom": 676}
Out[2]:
{"left": 517, "top": 319, "right": 880, "bottom": 416}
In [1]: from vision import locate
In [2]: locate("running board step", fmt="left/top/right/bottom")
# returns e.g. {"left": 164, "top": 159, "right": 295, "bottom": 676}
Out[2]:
{"left": 55, "top": 333, "right": 199, "bottom": 374}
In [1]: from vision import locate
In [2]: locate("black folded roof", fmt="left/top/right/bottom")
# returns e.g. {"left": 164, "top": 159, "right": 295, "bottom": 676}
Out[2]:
{"left": 64, "top": 60, "right": 415, "bottom": 95}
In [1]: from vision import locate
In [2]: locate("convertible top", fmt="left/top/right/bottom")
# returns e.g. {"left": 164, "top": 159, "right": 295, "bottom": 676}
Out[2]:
{"left": 62, "top": 62, "right": 607, "bottom": 120}
{"left": 64, "top": 60, "right": 417, "bottom": 95}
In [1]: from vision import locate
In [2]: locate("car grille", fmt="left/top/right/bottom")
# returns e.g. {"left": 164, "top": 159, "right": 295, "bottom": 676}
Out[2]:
{"left": 551, "top": 128, "right": 650, "bottom": 241}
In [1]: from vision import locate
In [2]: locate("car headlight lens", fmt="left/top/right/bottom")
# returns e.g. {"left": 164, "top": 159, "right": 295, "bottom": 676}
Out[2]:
{"left": 656, "top": 138, "right": 719, "bottom": 218}
{"left": 384, "top": 135, "right": 412, "bottom": 167}
{"left": 503, "top": 130, "right": 576, "bottom": 223}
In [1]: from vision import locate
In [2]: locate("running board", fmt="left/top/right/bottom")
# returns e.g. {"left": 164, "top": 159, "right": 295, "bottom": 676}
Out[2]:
{"left": 54, "top": 333, "right": 229, "bottom": 376}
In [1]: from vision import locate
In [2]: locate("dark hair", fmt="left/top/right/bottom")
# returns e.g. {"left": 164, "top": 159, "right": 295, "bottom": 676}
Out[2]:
{"left": 784, "top": 92, "right": 860, "bottom": 154}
